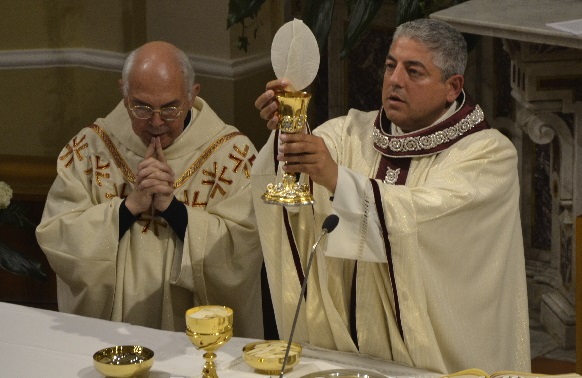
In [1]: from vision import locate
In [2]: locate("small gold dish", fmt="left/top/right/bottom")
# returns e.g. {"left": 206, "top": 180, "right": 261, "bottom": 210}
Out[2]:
{"left": 243, "top": 340, "right": 302, "bottom": 374}
{"left": 93, "top": 345, "right": 154, "bottom": 377}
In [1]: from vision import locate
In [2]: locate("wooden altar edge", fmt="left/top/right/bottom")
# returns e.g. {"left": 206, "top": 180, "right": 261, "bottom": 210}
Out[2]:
{"left": 0, "top": 154, "right": 56, "bottom": 201}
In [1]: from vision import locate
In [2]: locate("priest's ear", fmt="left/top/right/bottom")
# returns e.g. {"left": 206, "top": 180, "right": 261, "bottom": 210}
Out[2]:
{"left": 445, "top": 74, "right": 464, "bottom": 104}
{"left": 188, "top": 83, "right": 201, "bottom": 107}
{"left": 119, "top": 78, "right": 129, "bottom": 108}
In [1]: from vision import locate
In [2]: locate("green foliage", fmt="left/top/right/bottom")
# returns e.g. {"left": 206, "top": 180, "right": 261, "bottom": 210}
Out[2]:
{"left": 397, "top": 0, "right": 424, "bottom": 24}
{"left": 302, "top": 0, "right": 336, "bottom": 55}
{"left": 227, "top": 0, "right": 266, "bottom": 28}
{"left": 227, "top": 0, "right": 470, "bottom": 58}
{"left": 0, "top": 203, "right": 47, "bottom": 281}
{"left": 340, "top": 0, "right": 385, "bottom": 59}
{"left": 0, "top": 203, "right": 35, "bottom": 229}
{"left": 0, "top": 241, "right": 47, "bottom": 281}
{"left": 227, "top": 0, "right": 267, "bottom": 52}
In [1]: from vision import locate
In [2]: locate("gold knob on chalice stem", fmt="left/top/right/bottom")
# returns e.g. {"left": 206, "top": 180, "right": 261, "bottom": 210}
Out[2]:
{"left": 262, "top": 91, "right": 314, "bottom": 206}
{"left": 185, "top": 305, "right": 233, "bottom": 378}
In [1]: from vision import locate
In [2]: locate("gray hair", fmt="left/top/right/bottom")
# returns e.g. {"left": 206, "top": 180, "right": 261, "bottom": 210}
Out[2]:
{"left": 121, "top": 45, "right": 196, "bottom": 100}
{"left": 392, "top": 18, "right": 467, "bottom": 81}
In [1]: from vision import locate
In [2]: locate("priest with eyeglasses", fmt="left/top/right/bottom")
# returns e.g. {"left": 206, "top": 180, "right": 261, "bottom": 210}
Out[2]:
{"left": 36, "top": 41, "right": 264, "bottom": 338}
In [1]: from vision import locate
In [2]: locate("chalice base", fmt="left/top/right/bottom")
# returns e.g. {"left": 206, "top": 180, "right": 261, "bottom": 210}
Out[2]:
{"left": 262, "top": 173, "right": 314, "bottom": 206}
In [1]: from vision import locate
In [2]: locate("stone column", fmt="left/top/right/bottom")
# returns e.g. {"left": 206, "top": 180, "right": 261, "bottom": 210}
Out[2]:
{"left": 505, "top": 40, "right": 582, "bottom": 348}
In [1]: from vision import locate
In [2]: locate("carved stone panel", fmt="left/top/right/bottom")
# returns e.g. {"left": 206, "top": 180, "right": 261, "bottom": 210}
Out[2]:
{"left": 506, "top": 40, "right": 582, "bottom": 349}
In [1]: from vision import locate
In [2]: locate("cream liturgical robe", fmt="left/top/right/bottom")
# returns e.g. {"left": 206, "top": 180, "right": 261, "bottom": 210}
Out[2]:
{"left": 251, "top": 94, "right": 530, "bottom": 373}
{"left": 37, "top": 97, "right": 263, "bottom": 338}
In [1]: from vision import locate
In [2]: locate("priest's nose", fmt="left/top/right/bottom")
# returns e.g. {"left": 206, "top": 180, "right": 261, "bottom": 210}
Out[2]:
{"left": 150, "top": 112, "right": 165, "bottom": 127}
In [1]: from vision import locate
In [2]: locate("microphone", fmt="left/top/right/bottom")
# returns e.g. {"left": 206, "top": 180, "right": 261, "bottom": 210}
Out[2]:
{"left": 321, "top": 214, "right": 340, "bottom": 234}
{"left": 279, "top": 214, "right": 339, "bottom": 377}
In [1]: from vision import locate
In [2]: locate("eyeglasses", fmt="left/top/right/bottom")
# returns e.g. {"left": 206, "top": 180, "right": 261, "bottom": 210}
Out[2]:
{"left": 129, "top": 105, "right": 184, "bottom": 121}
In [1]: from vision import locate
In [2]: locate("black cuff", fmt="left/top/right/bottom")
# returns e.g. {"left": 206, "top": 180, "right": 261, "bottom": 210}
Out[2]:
{"left": 159, "top": 197, "right": 188, "bottom": 241}
{"left": 119, "top": 199, "right": 140, "bottom": 240}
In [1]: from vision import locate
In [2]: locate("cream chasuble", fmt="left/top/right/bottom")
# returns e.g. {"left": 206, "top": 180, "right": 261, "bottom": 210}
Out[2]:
{"left": 251, "top": 95, "right": 530, "bottom": 373}
{"left": 37, "top": 97, "right": 263, "bottom": 338}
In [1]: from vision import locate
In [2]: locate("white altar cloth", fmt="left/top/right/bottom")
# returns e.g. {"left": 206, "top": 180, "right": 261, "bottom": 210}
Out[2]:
{"left": 0, "top": 301, "right": 438, "bottom": 378}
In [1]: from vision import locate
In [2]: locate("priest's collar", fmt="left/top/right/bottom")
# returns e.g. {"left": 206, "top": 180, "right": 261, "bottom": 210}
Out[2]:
{"left": 372, "top": 90, "right": 488, "bottom": 158}
{"left": 183, "top": 109, "right": 192, "bottom": 129}
{"left": 389, "top": 98, "right": 459, "bottom": 136}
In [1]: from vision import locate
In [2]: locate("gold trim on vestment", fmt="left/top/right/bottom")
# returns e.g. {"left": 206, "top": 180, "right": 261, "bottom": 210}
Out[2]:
{"left": 173, "top": 132, "right": 242, "bottom": 188}
{"left": 59, "top": 135, "right": 89, "bottom": 168}
{"left": 90, "top": 125, "right": 137, "bottom": 183}
{"left": 372, "top": 105, "right": 485, "bottom": 154}
{"left": 90, "top": 125, "right": 243, "bottom": 188}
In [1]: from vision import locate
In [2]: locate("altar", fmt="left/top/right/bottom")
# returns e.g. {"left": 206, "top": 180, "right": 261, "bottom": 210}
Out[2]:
{"left": 431, "top": 0, "right": 582, "bottom": 371}
{"left": 0, "top": 301, "right": 438, "bottom": 377}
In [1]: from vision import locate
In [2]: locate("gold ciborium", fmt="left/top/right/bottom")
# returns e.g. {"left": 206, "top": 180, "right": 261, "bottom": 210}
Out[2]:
{"left": 185, "top": 305, "right": 233, "bottom": 378}
{"left": 262, "top": 91, "right": 314, "bottom": 206}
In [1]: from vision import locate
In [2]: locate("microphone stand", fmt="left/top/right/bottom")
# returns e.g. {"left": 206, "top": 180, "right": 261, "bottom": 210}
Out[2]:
{"left": 278, "top": 215, "right": 338, "bottom": 378}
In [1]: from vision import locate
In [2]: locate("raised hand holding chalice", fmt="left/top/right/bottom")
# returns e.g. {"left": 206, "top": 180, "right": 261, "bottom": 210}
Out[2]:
{"left": 262, "top": 19, "right": 320, "bottom": 207}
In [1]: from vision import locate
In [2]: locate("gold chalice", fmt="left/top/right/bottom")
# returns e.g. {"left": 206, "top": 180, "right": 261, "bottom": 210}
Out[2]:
{"left": 262, "top": 90, "right": 314, "bottom": 206}
{"left": 185, "top": 305, "right": 233, "bottom": 378}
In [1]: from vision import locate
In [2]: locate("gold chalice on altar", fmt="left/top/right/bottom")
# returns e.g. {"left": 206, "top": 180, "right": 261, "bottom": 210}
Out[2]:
{"left": 185, "top": 305, "right": 233, "bottom": 378}
{"left": 262, "top": 90, "right": 314, "bottom": 206}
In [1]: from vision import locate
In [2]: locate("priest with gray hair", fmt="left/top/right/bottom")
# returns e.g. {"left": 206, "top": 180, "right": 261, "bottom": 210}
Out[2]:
{"left": 252, "top": 18, "right": 530, "bottom": 373}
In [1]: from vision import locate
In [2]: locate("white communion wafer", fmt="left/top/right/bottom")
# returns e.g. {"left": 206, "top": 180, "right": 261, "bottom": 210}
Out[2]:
{"left": 188, "top": 307, "right": 229, "bottom": 318}
{"left": 247, "top": 341, "right": 296, "bottom": 357}
{"left": 271, "top": 18, "right": 320, "bottom": 92}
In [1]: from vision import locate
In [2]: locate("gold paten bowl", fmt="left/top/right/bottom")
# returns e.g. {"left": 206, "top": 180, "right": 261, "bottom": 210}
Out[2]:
{"left": 243, "top": 340, "right": 302, "bottom": 374}
{"left": 93, "top": 345, "right": 154, "bottom": 377}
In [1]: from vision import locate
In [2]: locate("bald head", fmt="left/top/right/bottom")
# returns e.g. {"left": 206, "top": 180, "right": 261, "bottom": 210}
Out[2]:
{"left": 120, "top": 42, "right": 201, "bottom": 149}
{"left": 121, "top": 41, "right": 196, "bottom": 101}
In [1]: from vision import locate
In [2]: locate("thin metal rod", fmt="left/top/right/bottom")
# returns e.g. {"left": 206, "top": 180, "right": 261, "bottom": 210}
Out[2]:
{"left": 278, "top": 230, "right": 327, "bottom": 378}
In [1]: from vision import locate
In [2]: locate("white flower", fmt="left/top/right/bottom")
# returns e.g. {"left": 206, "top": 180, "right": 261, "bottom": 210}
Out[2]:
{"left": 0, "top": 181, "right": 13, "bottom": 209}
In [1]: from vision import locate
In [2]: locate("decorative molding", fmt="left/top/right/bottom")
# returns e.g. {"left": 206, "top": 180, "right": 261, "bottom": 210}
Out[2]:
{"left": 517, "top": 108, "right": 574, "bottom": 200}
{"left": 0, "top": 48, "right": 271, "bottom": 79}
{"left": 190, "top": 52, "right": 271, "bottom": 79}
{"left": 0, "top": 48, "right": 126, "bottom": 72}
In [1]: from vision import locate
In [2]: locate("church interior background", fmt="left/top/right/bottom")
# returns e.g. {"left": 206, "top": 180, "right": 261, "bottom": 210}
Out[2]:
{"left": 0, "top": 0, "right": 579, "bottom": 370}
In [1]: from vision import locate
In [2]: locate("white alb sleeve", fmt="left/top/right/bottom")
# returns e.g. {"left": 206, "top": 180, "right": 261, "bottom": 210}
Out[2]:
{"left": 169, "top": 238, "right": 194, "bottom": 289}
{"left": 325, "top": 166, "right": 388, "bottom": 263}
